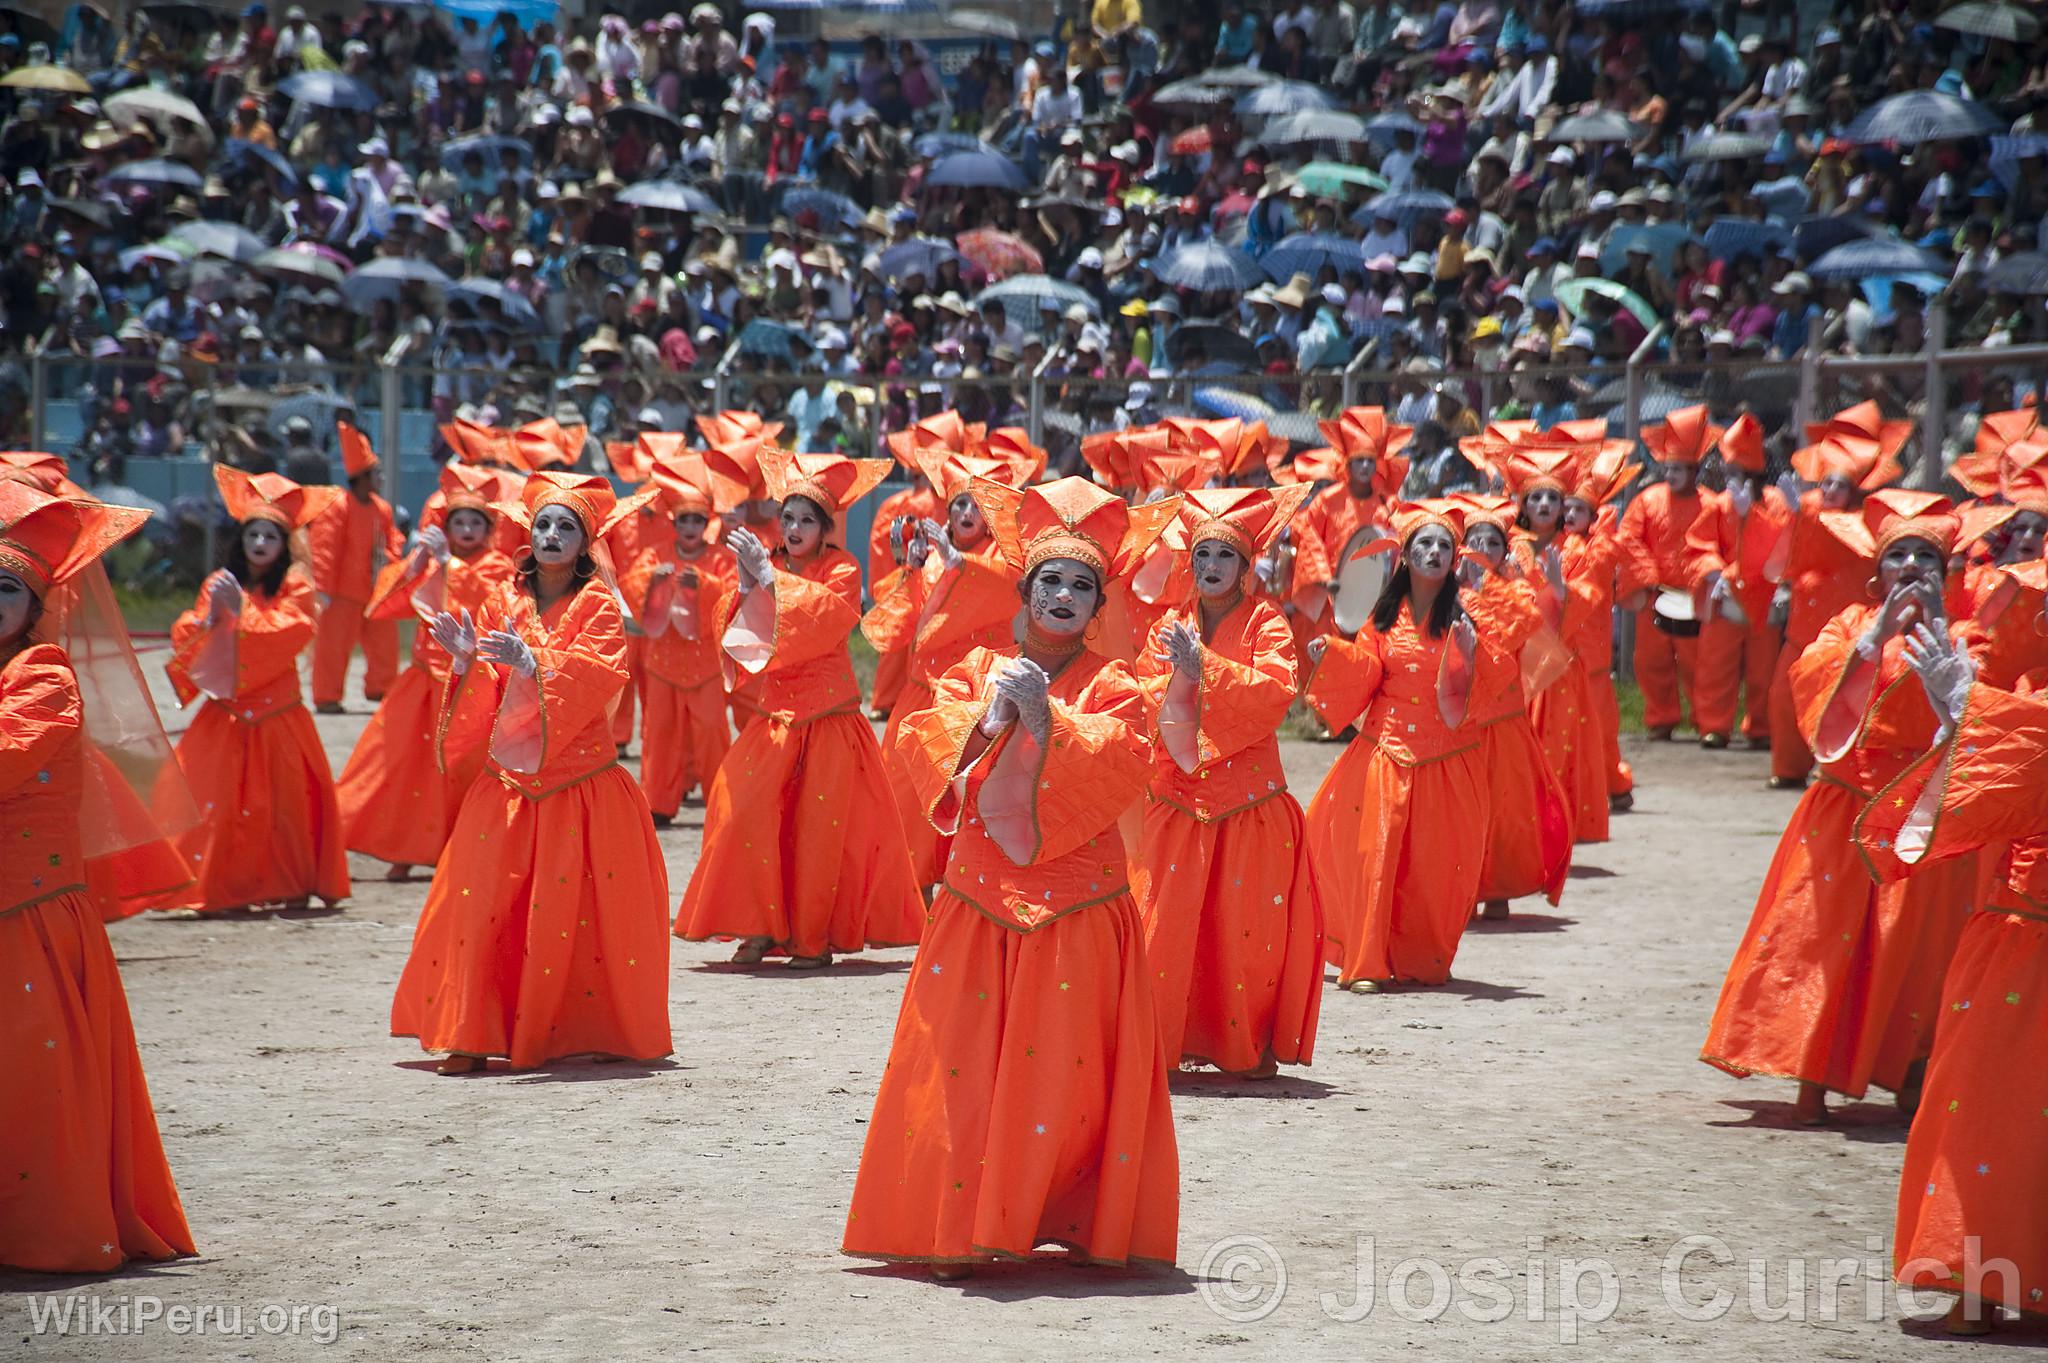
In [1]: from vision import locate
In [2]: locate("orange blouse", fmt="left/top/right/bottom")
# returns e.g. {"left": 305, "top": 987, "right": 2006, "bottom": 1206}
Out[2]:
{"left": 367, "top": 547, "right": 518, "bottom": 682}
{"left": 622, "top": 543, "right": 738, "bottom": 690}
{"left": 1135, "top": 596, "right": 1298, "bottom": 823}
{"left": 1792, "top": 603, "right": 1964, "bottom": 799}
{"left": 0, "top": 644, "right": 86, "bottom": 916}
{"left": 861, "top": 546, "right": 1019, "bottom": 691}
{"left": 721, "top": 548, "right": 865, "bottom": 724}
{"left": 896, "top": 646, "right": 1154, "bottom": 932}
{"left": 166, "top": 568, "right": 318, "bottom": 722}
{"left": 1305, "top": 602, "right": 1517, "bottom": 766}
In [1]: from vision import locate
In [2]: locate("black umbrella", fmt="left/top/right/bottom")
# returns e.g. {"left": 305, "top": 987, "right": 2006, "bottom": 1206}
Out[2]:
{"left": 926, "top": 150, "right": 1029, "bottom": 191}
{"left": 605, "top": 101, "right": 683, "bottom": 139}
{"left": 1934, "top": 1, "right": 2039, "bottom": 40}
{"left": 446, "top": 279, "right": 541, "bottom": 330}
{"left": 877, "top": 238, "right": 962, "bottom": 283}
{"left": 0, "top": 1, "right": 58, "bottom": 44}
{"left": 339, "top": 256, "right": 452, "bottom": 310}
{"left": 439, "top": 134, "right": 533, "bottom": 172}
{"left": 219, "top": 137, "right": 298, "bottom": 190}
{"left": 103, "top": 159, "right": 205, "bottom": 192}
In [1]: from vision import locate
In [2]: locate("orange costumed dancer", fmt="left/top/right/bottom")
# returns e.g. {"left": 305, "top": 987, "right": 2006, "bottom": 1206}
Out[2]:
{"left": 165, "top": 467, "right": 351, "bottom": 913}
{"left": 306, "top": 421, "right": 404, "bottom": 711}
{"left": 0, "top": 482, "right": 195, "bottom": 1272}
{"left": 1700, "top": 495, "right": 1987, "bottom": 1123}
{"left": 676, "top": 447, "right": 924, "bottom": 967}
{"left": 1762, "top": 405, "right": 1909, "bottom": 789}
{"left": 1303, "top": 504, "right": 1520, "bottom": 992}
{"left": 1683, "top": 413, "right": 1790, "bottom": 750}
{"left": 872, "top": 421, "right": 946, "bottom": 719}
{"left": 1131, "top": 484, "right": 1324, "bottom": 1077}
{"left": 1854, "top": 596, "right": 2048, "bottom": 1336}
{"left": 1453, "top": 494, "right": 1573, "bottom": 917}
{"left": 1618, "top": 404, "right": 1715, "bottom": 739}
{"left": 863, "top": 443, "right": 1024, "bottom": 888}
{"left": 334, "top": 463, "right": 519, "bottom": 879}
{"left": 1289, "top": 408, "right": 1413, "bottom": 645}
{"left": 843, "top": 475, "right": 1181, "bottom": 1276}
{"left": 619, "top": 449, "right": 738, "bottom": 822}
{"left": 390, "top": 472, "right": 672, "bottom": 1073}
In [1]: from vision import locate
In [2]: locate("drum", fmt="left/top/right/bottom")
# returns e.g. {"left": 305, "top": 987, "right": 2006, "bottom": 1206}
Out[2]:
{"left": 1332, "top": 528, "right": 1391, "bottom": 637}
{"left": 1651, "top": 587, "right": 1701, "bottom": 637}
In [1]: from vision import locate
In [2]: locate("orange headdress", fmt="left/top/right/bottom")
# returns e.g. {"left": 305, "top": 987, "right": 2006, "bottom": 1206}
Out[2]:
{"left": 439, "top": 418, "right": 523, "bottom": 468}
{"left": 513, "top": 417, "right": 585, "bottom": 472}
{"left": 419, "top": 462, "right": 514, "bottom": 533}
{"left": 758, "top": 446, "right": 892, "bottom": 541}
{"left": 974, "top": 474, "right": 1181, "bottom": 582}
{"left": 337, "top": 419, "right": 379, "bottom": 477}
{"left": 1821, "top": 489, "right": 1957, "bottom": 560}
{"left": 696, "top": 410, "right": 785, "bottom": 451}
{"left": 1566, "top": 441, "right": 1641, "bottom": 507}
{"left": 1, "top": 451, "right": 87, "bottom": 495}
{"left": 981, "top": 427, "right": 1049, "bottom": 485}
{"left": 2003, "top": 463, "right": 2048, "bottom": 516}
{"left": 647, "top": 449, "right": 727, "bottom": 517}
{"left": 1309, "top": 406, "right": 1414, "bottom": 494}
{"left": 701, "top": 431, "right": 773, "bottom": 504}
{"left": 1717, "top": 412, "right": 1767, "bottom": 474}
{"left": 518, "top": 469, "right": 625, "bottom": 534}
{"left": 1079, "top": 425, "right": 1167, "bottom": 492}
{"left": 1498, "top": 445, "right": 1579, "bottom": 498}
{"left": 0, "top": 482, "right": 149, "bottom": 596}
{"left": 214, "top": 464, "right": 342, "bottom": 531}
{"left": 1950, "top": 406, "right": 2039, "bottom": 496}
{"left": 1641, "top": 404, "right": 1723, "bottom": 467}
{"left": 915, "top": 444, "right": 1015, "bottom": 503}
{"left": 1446, "top": 492, "right": 1520, "bottom": 540}
{"left": 1171, "top": 484, "right": 1315, "bottom": 560}
{"left": 885, "top": 410, "right": 977, "bottom": 470}
{"left": 1803, "top": 399, "right": 1914, "bottom": 467}
{"left": 1789, "top": 433, "right": 1901, "bottom": 491}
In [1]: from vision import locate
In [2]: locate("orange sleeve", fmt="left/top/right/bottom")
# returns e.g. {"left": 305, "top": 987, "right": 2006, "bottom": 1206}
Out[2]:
{"left": 1681, "top": 498, "right": 1731, "bottom": 591}
{"left": 915, "top": 551, "right": 1020, "bottom": 654}
{"left": 975, "top": 660, "right": 1154, "bottom": 866}
{"left": 1965, "top": 575, "right": 2048, "bottom": 690}
{"left": 168, "top": 572, "right": 317, "bottom": 703}
{"left": 1286, "top": 521, "right": 1333, "bottom": 608}
{"left": 859, "top": 561, "right": 928, "bottom": 655}
{"left": 1857, "top": 682, "right": 2048, "bottom": 882}
{"left": 723, "top": 556, "right": 862, "bottom": 677}
{"left": 378, "top": 497, "right": 404, "bottom": 559}
{"left": 1303, "top": 630, "right": 1386, "bottom": 730}
{"left": 1463, "top": 576, "right": 1541, "bottom": 653}
{"left": 897, "top": 648, "right": 999, "bottom": 836}
{"left": 302, "top": 499, "right": 344, "bottom": 595}
{"left": 1790, "top": 607, "right": 1876, "bottom": 759}
{"left": 618, "top": 545, "right": 666, "bottom": 618}
{"left": 485, "top": 589, "right": 631, "bottom": 776}
{"left": 366, "top": 550, "right": 434, "bottom": 622}
{"left": 0, "top": 651, "right": 82, "bottom": 795}
{"left": 1613, "top": 494, "right": 1658, "bottom": 597}
{"left": 1151, "top": 605, "right": 1298, "bottom": 772}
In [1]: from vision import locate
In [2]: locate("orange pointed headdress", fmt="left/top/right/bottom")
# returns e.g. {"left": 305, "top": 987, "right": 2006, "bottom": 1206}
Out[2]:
{"left": 1822, "top": 489, "right": 1958, "bottom": 561}
{"left": 439, "top": 418, "right": 523, "bottom": 468}
{"left": 1790, "top": 433, "right": 1901, "bottom": 491}
{"left": 0, "top": 451, "right": 86, "bottom": 495}
{"left": 337, "top": 419, "right": 379, "bottom": 477}
{"left": 1172, "top": 484, "right": 1316, "bottom": 560}
{"left": 428, "top": 462, "right": 513, "bottom": 526}
{"left": 1498, "top": 445, "right": 1579, "bottom": 498}
{"left": 974, "top": 474, "right": 1181, "bottom": 582}
{"left": 1641, "top": 404, "right": 1723, "bottom": 467}
{"left": 1717, "top": 412, "right": 1767, "bottom": 474}
{"left": 0, "top": 483, "right": 149, "bottom": 597}
{"left": 215, "top": 465, "right": 342, "bottom": 531}
{"left": 915, "top": 444, "right": 1015, "bottom": 503}
{"left": 1803, "top": 399, "right": 1914, "bottom": 467}
{"left": 2004, "top": 462, "right": 2048, "bottom": 516}
{"left": 759, "top": 446, "right": 892, "bottom": 520}
{"left": 1567, "top": 441, "right": 1640, "bottom": 507}
{"left": 520, "top": 469, "right": 621, "bottom": 534}
{"left": 1447, "top": 492, "right": 1520, "bottom": 540}
{"left": 1950, "top": 406, "right": 2040, "bottom": 496}
{"left": 647, "top": 448, "right": 728, "bottom": 517}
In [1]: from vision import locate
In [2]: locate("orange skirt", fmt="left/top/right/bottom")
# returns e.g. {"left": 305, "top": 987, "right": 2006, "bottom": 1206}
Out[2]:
{"left": 842, "top": 891, "right": 1179, "bottom": 1267}
{"left": 1307, "top": 739, "right": 1490, "bottom": 987}
{"left": 1701, "top": 780, "right": 1978, "bottom": 1098}
{"left": 1135, "top": 794, "right": 1323, "bottom": 1072}
{"left": 1529, "top": 661, "right": 1609, "bottom": 844}
{"left": 881, "top": 686, "right": 950, "bottom": 888}
{"left": 1474, "top": 713, "right": 1573, "bottom": 906}
{"left": 871, "top": 644, "right": 911, "bottom": 716}
{"left": 677, "top": 710, "right": 924, "bottom": 956}
{"left": 87, "top": 839, "right": 196, "bottom": 923}
{"left": 0, "top": 891, "right": 194, "bottom": 1272}
{"left": 336, "top": 664, "right": 470, "bottom": 868}
{"left": 390, "top": 766, "right": 672, "bottom": 1068}
{"left": 169, "top": 701, "right": 350, "bottom": 912}
{"left": 637, "top": 675, "right": 731, "bottom": 818}
{"left": 1894, "top": 907, "right": 2048, "bottom": 1315}
{"left": 1589, "top": 669, "right": 1634, "bottom": 798}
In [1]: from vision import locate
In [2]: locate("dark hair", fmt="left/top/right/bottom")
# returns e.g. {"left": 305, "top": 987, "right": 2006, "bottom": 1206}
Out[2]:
{"left": 782, "top": 493, "right": 835, "bottom": 534}
{"left": 1016, "top": 558, "right": 1104, "bottom": 617}
{"left": 226, "top": 521, "right": 292, "bottom": 597}
{"left": 1370, "top": 559, "right": 1464, "bottom": 638}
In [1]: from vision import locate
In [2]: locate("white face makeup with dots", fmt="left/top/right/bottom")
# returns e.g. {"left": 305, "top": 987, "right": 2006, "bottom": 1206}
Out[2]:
{"left": 1029, "top": 558, "right": 1100, "bottom": 638}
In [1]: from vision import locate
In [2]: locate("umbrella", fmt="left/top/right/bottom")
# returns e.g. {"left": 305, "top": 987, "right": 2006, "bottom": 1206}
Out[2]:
{"left": 954, "top": 228, "right": 1042, "bottom": 280}
{"left": 1681, "top": 130, "right": 1773, "bottom": 163}
{"left": 1860, "top": 273, "right": 1951, "bottom": 315}
{"left": 136, "top": 0, "right": 234, "bottom": 22}
{"left": 736, "top": 318, "right": 811, "bottom": 360}
{"left": 877, "top": 238, "right": 961, "bottom": 283}
{"left": 45, "top": 197, "right": 112, "bottom": 230}
{"left": 1934, "top": 1, "right": 2039, "bottom": 40}
{"left": 1362, "top": 110, "right": 1424, "bottom": 147}
{"left": 439, "top": 134, "right": 533, "bottom": 172}
{"left": 1188, "top": 65, "right": 1280, "bottom": 89}
{"left": 1353, "top": 188, "right": 1454, "bottom": 230}
{"left": 0, "top": 3, "right": 59, "bottom": 44}
{"left": 86, "top": 483, "right": 168, "bottom": 519}
{"left": 1150, "top": 78, "right": 1237, "bottom": 111}
{"left": 1986, "top": 251, "right": 2048, "bottom": 295}
{"left": 1793, "top": 214, "right": 1882, "bottom": 263}
{"left": 973, "top": 274, "right": 1098, "bottom": 321}
{"left": 339, "top": 256, "right": 452, "bottom": 310}
{"left": 1167, "top": 325, "right": 1260, "bottom": 369}
{"left": 1809, "top": 237, "right": 1949, "bottom": 281}
{"left": 1702, "top": 217, "right": 1793, "bottom": 262}
{"left": 1294, "top": 162, "right": 1390, "bottom": 197}
{"left": 946, "top": 7, "right": 1023, "bottom": 38}
{"left": 434, "top": 0, "right": 559, "bottom": 21}
{"left": 1606, "top": 387, "right": 1694, "bottom": 437}
{"left": 1156, "top": 240, "right": 1264, "bottom": 292}
{"left": 1193, "top": 386, "right": 1277, "bottom": 421}
{"left": 219, "top": 137, "right": 298, "bottom": 189}
{"left": 566, "top": 243, "right": 633, "bottom": 282}
{"left": 1549, "top": 110, "right": 1643, "bottom": 143}
{"left": 264, "top": 391, "right": 356, "bottom": 441}
{"left": 1554, "top": 277, "right": 1660, "bottom": 329}
{"left": 1847, "top": 91, "right": 2002, "bottom": 145}
{"left": 281, "top": 240, "right": 355, "bottom": 270}
{"left": 446, "top": 278, "right": 540, "bottom": 330}
{"left": 102, "top": 159, "right": 205, "bottom": 192}
{"left": 1263, "top": 411, "right": 1323, "bottom": 444}
{"left": 1599, "top": 224, "right": 1699, "bottom": 276}
{"left": 1575, "top": 0, "right": 1709, "bottom": 16}
{"left": 169, "top": 220, "right": 268, "bottom": 264}
{"left": 1990, "top": 133, "right": 2048, "bottom": 191}
{"left": 118, "top": 243, "right": 191, "bottom": 273}
{"left": 776, "top": 185, "right": 864, "bottom": 228}
{"left": 925, "top": 149, "right": 1029, "bottom": 191}
{"left": 1235, "top": 80, "right": 1336, "bottom": 119}
{"left": 277, "top": 70, "right": 379, "bottom": 112}
{"left": 1753, "top": 176, "right": 1812, "bottom": 221}
{"left": 605, "top": 101, "right": 683, "bottom": 138}
{"left": 1262, "top": 232, "right": 1368, "bottom": 281}
{"left": 1257, "top": 109, "right": 1369, "bottom": 150}
{"left": 0, "top": 64, "right": 90, "bottom": 94}
{"left": 913, "top": 131, "right": 987, "bottom": 159}
{"left": 617, "top": 180, "right": 719, "bottom": 215}
{"left": 253, "top": 246, "right": 346, "bottom": 287}
{"left": 1170, "top": 126, "right": 1214, "bottom": 156}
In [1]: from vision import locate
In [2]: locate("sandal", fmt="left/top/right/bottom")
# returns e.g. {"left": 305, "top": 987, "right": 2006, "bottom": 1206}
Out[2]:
{"left": 730, "top": 939, "right": 770, "bottom": 965}
{"left": 786, "top": 953, "right": 834, "bottom": 971}
{"left": 436, "top": 1055, "right": 488, "bottom": 1076}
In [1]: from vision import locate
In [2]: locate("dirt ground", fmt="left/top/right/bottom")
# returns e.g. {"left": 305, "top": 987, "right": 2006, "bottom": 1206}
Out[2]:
{"left": 8, "top": 669, "right": 2039, "bottom": 1361}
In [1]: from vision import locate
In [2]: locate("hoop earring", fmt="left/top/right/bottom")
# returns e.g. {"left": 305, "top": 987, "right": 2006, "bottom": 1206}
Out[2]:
{"left": 572, "top": 556, "right": 598, "bottom": 581}
{"left": 1083, "top": 613, "right": 1103, "bottom": 644}
{"left": 1864, "top": 575, "right": 1881, "bottom": 600}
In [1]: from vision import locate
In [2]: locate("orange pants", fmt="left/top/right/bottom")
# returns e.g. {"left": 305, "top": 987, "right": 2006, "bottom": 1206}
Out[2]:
{"left": 1631, "top": 607, "right": 1698, "bottom": 732}
{"left": 1765, "top": 641, "right": 1815, "bottom": 783}
{"left": 1690, "top": 615, "right": 1780, "bottom": 742}
{"left": 311, "top": 597, "right": 397, "bottom": 706}
{"left": 638, "top": 675, "right": 731, "bottom": 817}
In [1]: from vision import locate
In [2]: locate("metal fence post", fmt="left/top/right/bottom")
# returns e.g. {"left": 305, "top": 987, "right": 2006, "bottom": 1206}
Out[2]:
{"left": 1920, "top": 303, "right": 1948, "bottom": 490}
{"left": 380, "top": 364, "right": 403, "bottom": 507}
{"left": 28, "top": 350, "right": 45, "bottom": 453}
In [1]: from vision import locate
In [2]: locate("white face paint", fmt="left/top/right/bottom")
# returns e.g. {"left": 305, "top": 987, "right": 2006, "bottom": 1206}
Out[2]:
{"left": 1191, "top": 539, "right": 1246, "bottom": 601}
{"left": 779, "top": 496, "right": 826, "bottom": 559}
{"left": 0, "top": 568, "right": 34, "bottom": 647}
{"left": 531, "top": 504, "right": 587, "bottom": 567}
{"left": 1406, "top": 525, "right": 1455, "bottom": 583}
{"left": 1028, "top": 557, "right": 1101, "bottom": 638}
{"left": 446, "top": 508, "right": 492, "bottom": 555}
{"left": 1523, "top": 486, "right": 1562, "bottom": 529}
{"left": 674, "top": 510, "right": 709, "bottom": 553}
{"left": 1463, "top": 522, "right": 1507, "bottom": 565}
{"left": 1877, "top": 536, "right": 1944, "bottom": 592}
{"left": 1819, "top": 473, "right": 1856, "bottom": 510}
{"left": 2000, "top": 510, "right": 2045, "bottom": 564}
{"left": 948, "top": 493, "right": 988, "bottom": 549}
{"left": 242, "top": 519, "right": 285, "bottom": 571}
{"left": 1562, "top": 499, "right": 1594, "bottom": 534}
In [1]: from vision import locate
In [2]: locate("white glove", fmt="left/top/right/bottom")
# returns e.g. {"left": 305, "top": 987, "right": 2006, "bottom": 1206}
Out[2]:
{"left": 992, "top": 657, "right": 1052, "bottom": 743}
{"left": 728, "top": 526, "right": 774, "bottom": 591}
{"left": 205, "top": 569, "right": 242, "bottom": 623}
{"left": 478, "top": 628, "right": 538, "bottom": 678}
{"left": 1157, "top": 620, "right": 1202, "bottom": 678}
{"left": 919, "top": 517, "right": 962, "bottom": 570}
{"left": 416, "top": 524, "right": 450, "bottom": 566}
{"left": 431, "top": 608, "right": 477, "bottom": 674}
{"left": 1903, "top": 622, "right": 1974, "bottom": 734}
{"left": 1731, "top": 480, "right": 1754, "bottom": 518}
